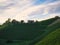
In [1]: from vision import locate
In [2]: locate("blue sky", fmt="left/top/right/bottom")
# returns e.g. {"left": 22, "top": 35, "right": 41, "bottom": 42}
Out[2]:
{"left": 34, "top": 0, "right": 58, "bottom": 5}
{"left": 0, "top": 0, "right": 60, "bottom": 24}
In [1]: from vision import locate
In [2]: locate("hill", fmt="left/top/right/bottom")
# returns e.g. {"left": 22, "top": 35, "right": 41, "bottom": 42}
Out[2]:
{"left": 0, "top": 16, "right": 59, "bottom": 40}
{"left": 35, "top": 28, "right": 60, "bottom": 45}
{"left": 29, "top": 16, "right": 60, "bottom": 45}
{"left": 0, "top": 16, "right": 60, "bottom": 45}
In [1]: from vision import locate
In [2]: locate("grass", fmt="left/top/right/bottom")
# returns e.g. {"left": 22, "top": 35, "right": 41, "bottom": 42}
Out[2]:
{"left": 5, "top": 40, "right": 31, "bottom": 45}
{"left": 35, "top": 28, "right": 60, "bottom": 45}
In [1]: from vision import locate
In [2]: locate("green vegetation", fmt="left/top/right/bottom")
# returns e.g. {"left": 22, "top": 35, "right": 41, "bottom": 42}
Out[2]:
{"left": 0, "top": 16, "right": 60, "bottom": 45}
{"left": 35, "top": 28, "right": 60, "bottom": 45}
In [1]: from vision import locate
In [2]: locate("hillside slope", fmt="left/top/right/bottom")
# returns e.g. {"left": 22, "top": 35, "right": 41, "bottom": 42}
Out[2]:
{"left": 29, "top": 17, "right": 60, "bottom": 45}
{"left": 0, "top": 16, "right": 60, "bottom": 45}
{"left": 0, "top": 16, "right": 59, "bottom": 40}
{"left": 35, "top": 28, "right": 60, "bottom": 45}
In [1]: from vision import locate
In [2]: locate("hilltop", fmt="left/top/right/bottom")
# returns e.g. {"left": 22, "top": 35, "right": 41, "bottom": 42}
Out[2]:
{"left": 0, "top": 16, "right": 60, "bottom": 45}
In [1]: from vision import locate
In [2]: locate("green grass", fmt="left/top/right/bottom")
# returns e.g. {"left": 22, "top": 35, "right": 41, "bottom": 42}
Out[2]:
{"left": 5, "top": 41, "right": 30, "bottom": 45}
{"left": 35, "top": 28, "right": 60, "bottom": 45}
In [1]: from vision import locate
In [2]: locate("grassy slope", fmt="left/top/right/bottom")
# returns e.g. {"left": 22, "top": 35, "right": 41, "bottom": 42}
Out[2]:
{"left": 29, "top": 18, "right": 60, "bottom": 45}
{"left": 0, "top": 16, "right": 60, "bottom": 45}
{"left": 35, "top": 28, "right": 60, "bottom": 45}
{"left": 0, "top": 16, "right": 58, "bottom": 40}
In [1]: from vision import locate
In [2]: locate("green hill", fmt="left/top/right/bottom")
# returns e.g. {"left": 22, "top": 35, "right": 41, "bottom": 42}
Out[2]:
{"left": 29, "top": 16, "right": 60, "bottom": 45}
{"left": 35, "top": 28, "right": 60, "bottom": 45}
{"left": 0, "top": 16, "right": 60, "bottom": 45}
{"left": 0, "top": 16, "right": 59, "bottom": 40}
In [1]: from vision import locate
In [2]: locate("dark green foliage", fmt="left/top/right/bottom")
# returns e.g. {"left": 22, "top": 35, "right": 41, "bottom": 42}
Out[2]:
{"left": 0, "top": 39, "right": 6, "bottom": 45}
{"left": 6, "top": 40, "right": 13, "bottom": 43}
{"left": 0, "top": 22, "right": 45, "bottom": 40}
{"left": 0, "top": 16, "right": 60, "bottom": 45}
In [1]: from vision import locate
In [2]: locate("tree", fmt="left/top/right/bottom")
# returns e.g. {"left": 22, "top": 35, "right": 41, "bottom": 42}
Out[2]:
{"left": 20, "top": 20, "right": 25, "bottom": 23}
{"left": 55, "top": 16, "right": 60, "bottom": 19}
{"left": 12, "top": 19, "right": 19, "bottom": 24}
{"left": 3, "top": 18, "right": 11, "bottom": 25}
{"left": 28, "top": 20, "right": 34, "bottom": 23}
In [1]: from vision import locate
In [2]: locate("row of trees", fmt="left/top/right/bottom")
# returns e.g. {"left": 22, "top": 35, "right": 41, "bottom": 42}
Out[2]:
{"left": 3, "top": 16, "right": 60, "bottom": 25}
{"left": 4, "top": 18, "right": 39, "bottom": 24}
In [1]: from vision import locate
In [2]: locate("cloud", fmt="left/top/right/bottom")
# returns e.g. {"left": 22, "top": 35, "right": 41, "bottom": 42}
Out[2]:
{"left": 0, "top": 0, "right": 60, "bottom": 24}
{"left": 0, "top": 0, "right": 35, "bottom": 24}
{"left": 14, "top": 5, "right": 45, "bottom": 21}
{"left": 0, "top": 0, "right": 7, "bottom": 2}
{"left": 28, "top": 1, "right": 60, "bottom": 20}
{"left": 0, "top": 15, "right": 8, "bottom": 24}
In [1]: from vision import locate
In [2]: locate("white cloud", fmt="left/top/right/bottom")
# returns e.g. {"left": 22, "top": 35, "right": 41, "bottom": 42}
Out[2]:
{"left": 28, "top": 1, "right": 60, "bottom": 20}
{"left": 0, "top": 0, "right": 7, "bottom": 2}
{"left": 14, "top": 5, "right": 45, "bottom": 20}
{"left": 0, "top": 15, "right": 8, "bottom": 24}
{"left": 0, "top": 0, "right": 60, "bottom": 24}
{"left": 0, "top": 0, "right": 34, "bottom": 23}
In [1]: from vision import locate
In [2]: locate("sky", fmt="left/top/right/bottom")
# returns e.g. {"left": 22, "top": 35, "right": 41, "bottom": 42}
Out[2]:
{"left": 0, "top": 0, "right": 60, "bottom": 24}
